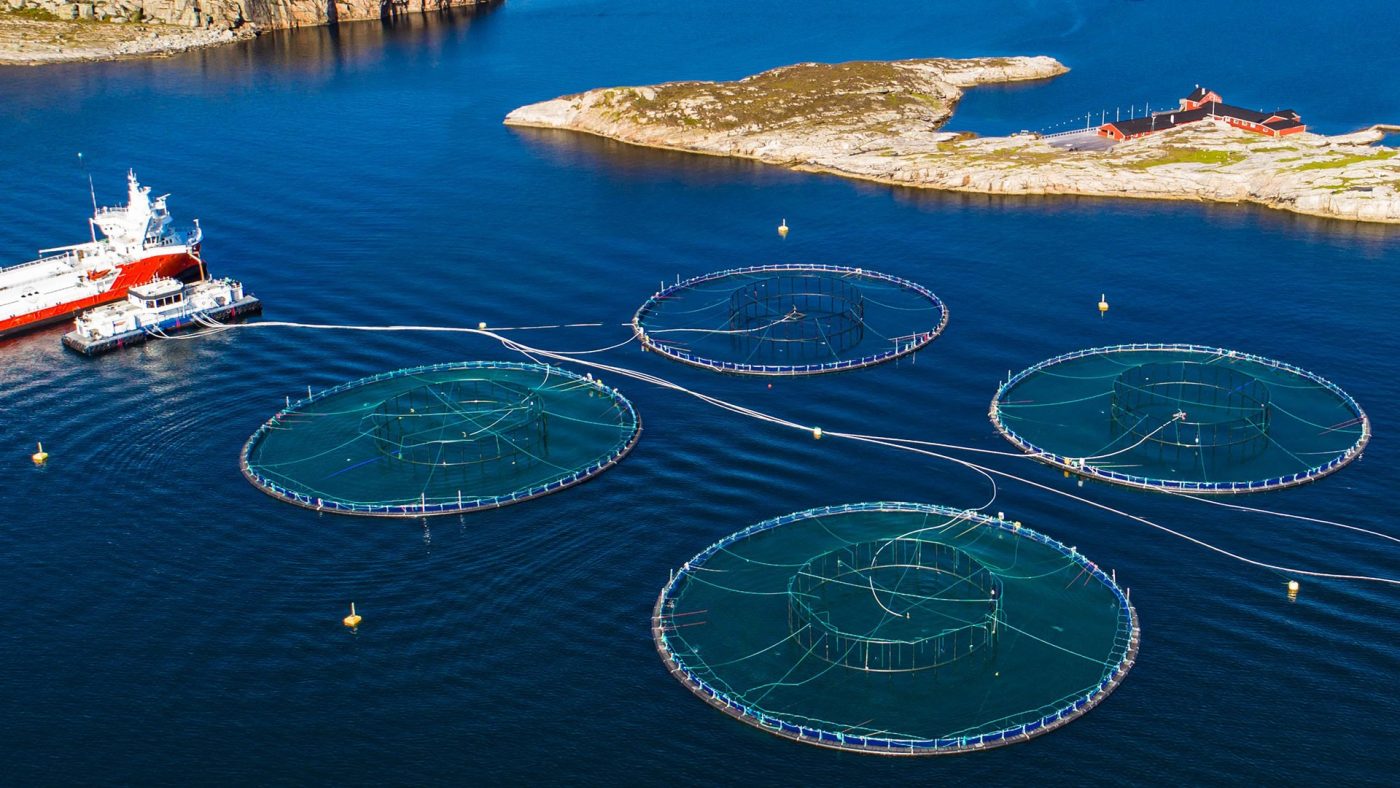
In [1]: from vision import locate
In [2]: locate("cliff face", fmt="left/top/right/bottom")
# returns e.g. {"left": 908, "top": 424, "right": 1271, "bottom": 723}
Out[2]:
{"left": 4, "top": 0, "right": 490, "bottom": 30}
{"left": 244, "top": 0, "right": 481, "bottom": 30}
{"left": 505, "top": 57, "right": 1400, "bottom": 224}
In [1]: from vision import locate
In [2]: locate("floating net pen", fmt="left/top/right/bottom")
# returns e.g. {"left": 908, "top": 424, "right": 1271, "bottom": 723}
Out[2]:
{"left": 990, "top": 344, "right": 1370, "bottom": 494}
{"left": 653, "top": 503, "right": 1138, "bottom": 755}
{"left": 633, "top": 264, "right": 948, "bottom": 376}
{"left": 240, "top": 361, "right": 641, "bottom": 516}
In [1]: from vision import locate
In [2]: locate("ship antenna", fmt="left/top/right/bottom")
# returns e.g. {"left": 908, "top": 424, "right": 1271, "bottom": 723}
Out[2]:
{"left": 78, "top": 152, "right": 97, "bottom": 242}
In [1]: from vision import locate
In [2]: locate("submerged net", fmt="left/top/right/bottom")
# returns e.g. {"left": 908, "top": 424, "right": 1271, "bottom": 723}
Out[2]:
{"left": 991, "top": 344, "right": 1370, "bottom": 493}
{"left": 633, "top": 264, "right": 947, "bottom": 375}
{"left": 653, "top": 503, "right": 1138, "bottom": 755}
{"left": 789, "top": 538, "right": 1004, "bottom": 672}
{"left": 367, "top": 378, "right": 549, "bottom": 469}
{"left": 241, "top": 361, "right": 640, "bottom": 516}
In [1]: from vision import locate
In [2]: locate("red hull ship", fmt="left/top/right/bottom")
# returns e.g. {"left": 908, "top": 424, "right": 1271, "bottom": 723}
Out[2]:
{"left": 0, "top": 171, "right": 203, "bottom": 339}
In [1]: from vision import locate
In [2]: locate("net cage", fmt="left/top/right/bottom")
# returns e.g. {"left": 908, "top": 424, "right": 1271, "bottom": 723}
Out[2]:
{"left": 633, "top": 264, "right": 948, "bottom": 376}
{"left": 240, "top": 361, "right": 641, "bottom": 516}
{"left": 1110, "top": 361, "right": 1270, "bottom": 458}
{"left": 653, "top": 503, "right": 1139, "bottom": 755}
{"left": 788, "top": 538, "right": 1005, "bottom": 673}
{"left": 990, "top": 344, "right": 1370, "bottom": 494}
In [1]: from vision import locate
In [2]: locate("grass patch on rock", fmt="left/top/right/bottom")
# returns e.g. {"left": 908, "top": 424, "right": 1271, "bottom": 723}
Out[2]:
{"left": 6, "top": 7, "right": 62, "bottom": 21}
{"left": 609, "top": 60, "right": 952, "bottom": 133}
{"left": 1127, "top": 147, "right": 1245, "bottom": 169}
{"left": 1293, "top": 150, "right": 1397, "bottom": 171}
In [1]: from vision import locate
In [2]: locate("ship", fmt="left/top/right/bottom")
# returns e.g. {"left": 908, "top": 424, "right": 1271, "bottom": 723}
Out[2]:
{"left": 0, "top": 171, "right": 204, "bottom": 339}
{"left": 62, "top": 277, "right": 262, "bottom": 356}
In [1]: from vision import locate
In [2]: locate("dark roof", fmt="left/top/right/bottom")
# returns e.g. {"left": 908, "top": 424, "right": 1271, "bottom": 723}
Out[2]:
{"left": 1101, "top": 117, "right": 1153, "bottom": 136}
{"left": 1199, "top": 101, "right": 1270, "bottom": 123}
{"left": 1202, "top": 102, "right": 1306, "bottom": 128}
{"left": 1103, "top": 107, "right": 1209, "bottom": 136}
{"left": 1101, "top": 100, "right": 1305, "bottom": 137}
{"left": 1187, "top": 87, "right": 1212, "bottom": 102}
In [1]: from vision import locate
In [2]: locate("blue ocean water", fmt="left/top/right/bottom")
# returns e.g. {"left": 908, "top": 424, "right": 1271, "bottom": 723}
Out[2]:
{"left": 1, "top": 0, "right": 1397, "bottom": 782}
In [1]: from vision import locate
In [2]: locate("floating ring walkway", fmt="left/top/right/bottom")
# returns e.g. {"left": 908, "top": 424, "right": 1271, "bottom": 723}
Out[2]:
{"left": 240, "top": 361, "right": 641, "bottom": 517}
{"left": 653, "top": 502, "right": 1139, "bottom": 755}
{"left": 633, "top": 264, "right": 948, "bottom": 376}
{"left": 990, "top": 344, "right": 1370, "bottom": 494}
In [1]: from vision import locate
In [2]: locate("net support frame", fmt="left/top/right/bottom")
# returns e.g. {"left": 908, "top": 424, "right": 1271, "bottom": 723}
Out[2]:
{"left": 989, "top": 343, "right": 1371, "bottom": 495}
{"left": 239, "top": 361, "right": 642, "bottom": 518}
{"left": 652, "top": 502, "right": 1140, "bottom": 756}
{"left": 632, "top": 264, "right": 949, "bottom": 376}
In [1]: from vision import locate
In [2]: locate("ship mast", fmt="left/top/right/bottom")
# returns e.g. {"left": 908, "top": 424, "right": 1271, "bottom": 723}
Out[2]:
{"left": 79, "top": 152, "right": 97, "bottom": 243}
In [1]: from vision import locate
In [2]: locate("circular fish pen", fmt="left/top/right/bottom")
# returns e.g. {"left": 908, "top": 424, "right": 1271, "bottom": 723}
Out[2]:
{"left": 633, "top": 264, "right": 948, "bottom": 375}
{"left": 240, "top": 361, "right": 641, "bottom": 516}
{"left": 990, "top": 344, "right": 1370, "bottom": 494}
{"left": 653, "top": 503, "right": 1138, "bottom": 755}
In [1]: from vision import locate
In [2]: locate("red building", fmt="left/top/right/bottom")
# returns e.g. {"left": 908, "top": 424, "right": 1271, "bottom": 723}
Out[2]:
{"left": 1098, "top": 87, "right": 1306, "bottom": 141}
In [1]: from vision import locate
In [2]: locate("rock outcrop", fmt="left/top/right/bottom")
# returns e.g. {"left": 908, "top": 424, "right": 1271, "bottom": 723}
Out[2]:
{"left": 3, "top": 0, "right": 491, "bottom": 32}
{"left": 0, "top": 0, "right": 496, "bottom": 65}
{"left": 505, "top": 57, "right": 1400, "bottom": 224}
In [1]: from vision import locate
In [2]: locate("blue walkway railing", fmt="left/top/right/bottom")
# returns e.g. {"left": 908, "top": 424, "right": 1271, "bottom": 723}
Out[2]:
{"left": 989, "top": 343, "right": 1370, "bottom": 494}
{"left": 632, "top": 264, "right": 949, "bottom": 376}
{"left": 653, "top": 502, "right": 1139, "bottom": 755}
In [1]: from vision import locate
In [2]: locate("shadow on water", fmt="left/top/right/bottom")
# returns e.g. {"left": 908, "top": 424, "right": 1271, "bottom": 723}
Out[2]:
{"left": 887, "top": 184, "right": 1399, "bottom": 249}
{"left": 511, "top": 125, "right": 1400, "bottom": 256}
{"left": 508, "top": 125, "right": 800, "bottom": 187}
{"left": 0, "top": 0, "right": 505, "bottom": 112}
{"left": 201, "top": 0, "right": 504, "bottom": 77}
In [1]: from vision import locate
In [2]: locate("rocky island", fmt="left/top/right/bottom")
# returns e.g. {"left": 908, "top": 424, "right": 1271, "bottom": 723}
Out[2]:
{"left": 504, "top": 56, "right": 1400, "bottom": 224}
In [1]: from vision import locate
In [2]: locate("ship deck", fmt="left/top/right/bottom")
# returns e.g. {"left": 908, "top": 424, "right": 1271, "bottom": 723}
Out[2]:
{"left": 62, "top": 295, "right": 262, "bottom": 356}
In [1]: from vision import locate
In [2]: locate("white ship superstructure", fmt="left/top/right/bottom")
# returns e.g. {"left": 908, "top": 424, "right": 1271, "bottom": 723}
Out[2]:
{"left": 0, "top": 171, "right": 203, "bottom": 338}
{"left": 63, "top": 277, "right": 261, "bottom": 355}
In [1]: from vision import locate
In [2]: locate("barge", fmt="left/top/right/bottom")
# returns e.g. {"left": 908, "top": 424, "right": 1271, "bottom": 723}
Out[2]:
{"left": 62, "top": 277, "right": 261, "bottom": 356}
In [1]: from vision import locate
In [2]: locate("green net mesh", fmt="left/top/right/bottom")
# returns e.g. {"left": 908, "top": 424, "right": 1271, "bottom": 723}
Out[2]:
{"left": 991, "top": 344, "right": 1370, "bottom": 493}
{"left": 653, "top": 503, "right": 1138, "bottom": 755}
{"left": 633, "top": 264, "right": 948, "bottom": 375}
{"left": 240, "top": 361, "right": 640, "bottom": 516}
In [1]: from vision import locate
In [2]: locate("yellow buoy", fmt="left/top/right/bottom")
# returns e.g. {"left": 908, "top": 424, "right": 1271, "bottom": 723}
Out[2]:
{"left": 31, "top": 442, "right": 48, "bottom": 466}
{"left": 1287, "top": 579, "right": 1300, "bottom": 600}
{"left": 1098, "top": 293, "right": 1109, "bottom": 315}
{"left": 812, "top": 426, "right": 822, "bottom": 440}
{"left": 778, "top": 219, "right": 789, "bottom": 239}
{"left": 343, "top": 602, "right": 362, "bottom": 629}
{"left": 478, "top": 321, "right": 487, "bottom": 330}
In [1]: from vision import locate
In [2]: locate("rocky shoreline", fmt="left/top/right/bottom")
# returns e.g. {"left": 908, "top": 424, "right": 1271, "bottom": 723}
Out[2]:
{"left": 0, "top": 16, "right": 253, "bottom": 64}
{"left": 504, "top": 57, "right": 1400, "bottom": 224}
{"left": 0, "top": 0, "right": 494, "bottom": 65}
